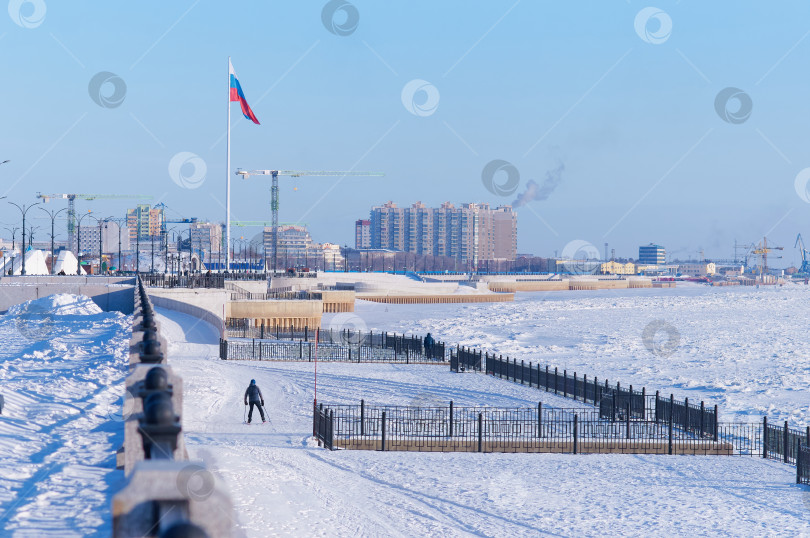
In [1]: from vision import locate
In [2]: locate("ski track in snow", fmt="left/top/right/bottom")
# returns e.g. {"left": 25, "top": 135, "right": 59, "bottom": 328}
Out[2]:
{"left": 159, "top": 290, "right": 810, "bottom": 537}
{"left": 0, "top": 294, "right": 130, "bottom": 537}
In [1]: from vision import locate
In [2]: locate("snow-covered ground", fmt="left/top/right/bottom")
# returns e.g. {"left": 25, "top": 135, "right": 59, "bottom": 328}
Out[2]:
{"left": 325, "top": 283, "right": 810, "bottom": 428}
{"left": 160, "top": 300, "right": 810, "bottom": 537}
{"left": 0, "top": 294, "right": 130, "bottom": 537}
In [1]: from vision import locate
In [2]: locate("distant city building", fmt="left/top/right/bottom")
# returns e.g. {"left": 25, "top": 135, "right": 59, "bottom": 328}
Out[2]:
{"left": 80, "top": 222, "right": 132, "bottom": 255}
{"left": 600, "top": 261, "right": 636, "bottom": 275}
{"left": 355, "top": 219, "right": 371, "bottom": 249}
{"left": 679, "top": 262, "right": 716, "bottom": 277}
{"left": 190, "top": 222, "right": 223, "bottom": 254}
{"left": 263, "top": 225, "right": 344, "bottom": 269}
{"left": 126, "top": 204, "right": 164, "bottom": 241}
{"left": 638, "top": 243, "right": 666, "bottom": 265}
{"left": 368, "top": 201, "right": 517, "bottom": 264}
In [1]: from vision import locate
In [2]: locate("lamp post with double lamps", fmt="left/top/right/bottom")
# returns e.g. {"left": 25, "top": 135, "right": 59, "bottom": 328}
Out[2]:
{"left": 39, "top": 207, "right": 66, "bottom": 274}
{"left": 8, "top": 201, "right": 40, "bottom": 275}
{"left": 76, "top": 210, "right": 94, "bottom": 275}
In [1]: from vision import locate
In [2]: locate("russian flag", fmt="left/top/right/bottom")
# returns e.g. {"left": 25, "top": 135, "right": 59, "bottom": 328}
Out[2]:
{"left": 229, "top": 60, "right": 260, "bottom": 125}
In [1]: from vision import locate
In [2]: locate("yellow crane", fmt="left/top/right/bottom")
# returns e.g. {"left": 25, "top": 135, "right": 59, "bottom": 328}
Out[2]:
{"left": 750, "top": 237, "right": 783, "bottom": 276}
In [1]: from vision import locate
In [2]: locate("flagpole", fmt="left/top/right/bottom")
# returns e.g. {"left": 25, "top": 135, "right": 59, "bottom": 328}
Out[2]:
{"left": 225, "top": 56, "right": 232, "bottom": 273}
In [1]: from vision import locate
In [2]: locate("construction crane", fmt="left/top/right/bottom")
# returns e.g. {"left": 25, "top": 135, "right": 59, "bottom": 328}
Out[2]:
{"left": 235, "top": 169, "right": 384, "bottom": 270}
{"left": 795, "top": 234, "right": 810, "bottom": 274}
{"left": 750, "top": 237, "right": 783, "bottom": 276}
{"left": 154, "top": 203, "right": 198, "bottom": 226}
{"left": 230, "top": 221, "right": 305, "bottom": 227}
{"left": 36, "top": 193, "right": 151, "bottom": 253}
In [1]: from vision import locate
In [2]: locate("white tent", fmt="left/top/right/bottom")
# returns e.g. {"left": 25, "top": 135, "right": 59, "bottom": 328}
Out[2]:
{"left": 53, "top": 251, "right": 86, "bottom": 275}
{"left": 1, "top": 249, "right": 49, "bottom": 275}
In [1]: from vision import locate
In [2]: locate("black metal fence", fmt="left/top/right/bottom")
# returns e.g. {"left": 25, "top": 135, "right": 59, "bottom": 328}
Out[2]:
{"left": 140, "top": 273, "right": 225, "bottom": 289}
{"left": 224, "top": 321, "right": 447, "bottom": 362}
{"left": 312, "top": 401, "right": 767, "bottom": 457}
{"left": 450, "top": 350, "right": 719, "bottom": 440}
{"left": 763, "top": 417, "right": 810, "bottom": 466}
{"left": 798, "top": 445, "right": 810, "bottom": 485}
{"left": 219, "top": 338, "right": 447, "bottom": 363}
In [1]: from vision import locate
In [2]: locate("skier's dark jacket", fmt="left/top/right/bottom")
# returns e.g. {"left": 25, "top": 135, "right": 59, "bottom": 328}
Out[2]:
{"left": 244, "top": 384, "right": 263, "bottom": 404}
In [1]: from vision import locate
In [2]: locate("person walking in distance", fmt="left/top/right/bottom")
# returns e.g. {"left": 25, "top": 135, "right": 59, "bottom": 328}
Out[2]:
{"left": 244, "top": 379, "right": 266, "bottom": 424}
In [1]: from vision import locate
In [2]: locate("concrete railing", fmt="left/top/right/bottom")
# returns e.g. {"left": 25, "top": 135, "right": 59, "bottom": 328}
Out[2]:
{"left": 113, "top": 276, "right": 233, "bottom": 537}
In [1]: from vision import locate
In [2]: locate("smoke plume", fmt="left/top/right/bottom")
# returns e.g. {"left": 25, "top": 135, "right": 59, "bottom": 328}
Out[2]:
{"left": 512, "top": 162, "right": 565, "bottom": 207}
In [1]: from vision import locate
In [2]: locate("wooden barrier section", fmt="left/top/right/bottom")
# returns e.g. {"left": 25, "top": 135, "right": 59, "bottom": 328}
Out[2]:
{"left": 488, "top": 279, "right": 672, "bottom": 292}
{"left": 356, "top": 293, "right": 514, "bottom": 304}
{"left": 487, "top": 280, "right": 569, "bottom": 292}
{"left": 310, "top": 290, "right": 355, "bottom": 313}
{"left": 227, "top": 299, "right": 323, "bottom": 330}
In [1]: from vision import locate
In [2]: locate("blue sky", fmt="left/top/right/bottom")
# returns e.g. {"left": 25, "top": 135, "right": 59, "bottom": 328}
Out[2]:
{"left": 1, "top": 1, "right": 810, "bottom": 265}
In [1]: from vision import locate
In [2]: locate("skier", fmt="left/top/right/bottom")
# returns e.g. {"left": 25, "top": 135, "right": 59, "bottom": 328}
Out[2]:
{"left": 243, "top": 379, "right": 265, "bottom": 423}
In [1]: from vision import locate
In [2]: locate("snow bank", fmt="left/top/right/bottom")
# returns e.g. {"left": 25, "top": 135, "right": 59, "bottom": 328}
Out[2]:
{"left": 7, "top": 293, "right": 103, "bottom": 317}
{"left": 0, "top": 293, "right": 130, "bottom": 535}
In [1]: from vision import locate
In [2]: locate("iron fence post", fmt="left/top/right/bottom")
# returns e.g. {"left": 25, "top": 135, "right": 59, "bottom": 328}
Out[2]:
{"left": 574, "top": 372, "right": 577, "bottom": 401}
{"left": 381, "top": 411, "right": 386, "bottom": 451}
{"left": 529, "top": 362, "right": 532, "bottom": 388}
{"left": 545, "top": 365, "right": 549, "bottom": 391}
{"left": 785, "top": 421, "right": 789, "bottom": 464}
{"left": 763, "top": 416, "right": 768, "bottom": 458}
{"left": 521, "top": 360, "right": 524, "bottom": 384}
{"left": 700, "top": 401, "right": 705, "bottom": 437}
{"left": 554, "top": 367, "right": 558, "bottom": 394}
{"left": 626, "top": 402, "right": 631, "bottom": 440}
{"left": 655, "top": 391, "right": 660, "bottom": 423}
{"left": 668, "top": 408, "right": 673, "bottom": 455}
{"left": 329, "top": 410, "right": 335, "bottom": 450}
{"left": 538, "top": 402, "right": 543, "bottom": 438}
{"left": 360, "top": 400, "right": 365, "bottom": 436}
{"left": 563, "top": 370, "right": 567, "bottom": 399}
{"left": 612, "top": 392, "right": 617, "bottom": 422}
{"left": 713, "top": 405, "right": 718, "bottom": 441}
{"left": 573, "top": 414, "right": 578, "bottom": 455}
{"left": 583, "top": 374, "right": 588, "bottom": 404}
{"left": 478, "top": 413, "right": 483, "bottom": 453}
{"left": 449, "top": 401, "right": 454, "bottom": 438}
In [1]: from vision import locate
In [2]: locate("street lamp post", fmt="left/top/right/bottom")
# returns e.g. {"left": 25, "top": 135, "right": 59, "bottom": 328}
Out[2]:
{"left": 76, "top": 210, "right": 93, "bottom": 275}
{"left": 39, "top": 207, "right": 66, "bottom": 275}
{"left": 3, "top": 227, "right": 18, "bottom": 275}
{"left": 8, "top": 201, "right": 41, "bottom": 275}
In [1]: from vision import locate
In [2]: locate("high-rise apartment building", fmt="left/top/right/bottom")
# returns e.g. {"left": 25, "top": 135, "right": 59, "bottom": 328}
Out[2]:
{"left": 190, "top": 222, "right": 223, "bottom": 253}
{"left": 368, "top": 201, "right": 517, "bottom": 263}
{"left": 355, "top": 220, "right": 371, "bottom": 249}
{"left": 126, "top": 204, "right": 164, "bottom": 241}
